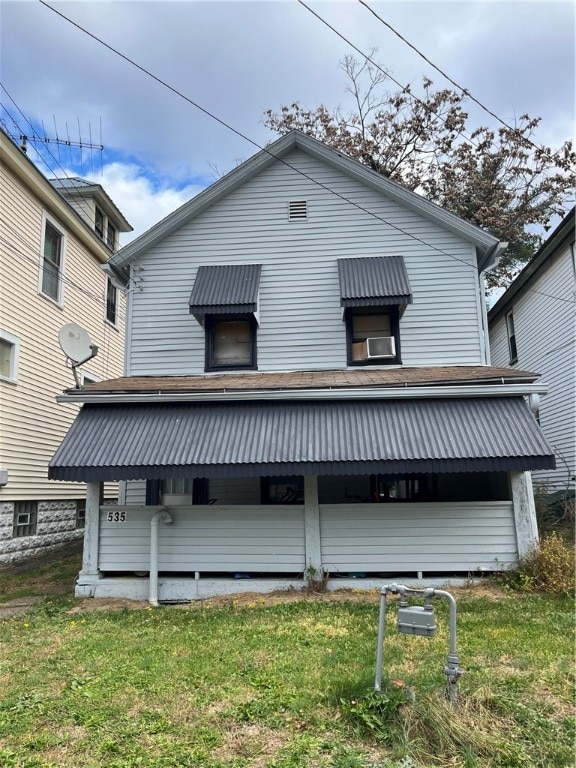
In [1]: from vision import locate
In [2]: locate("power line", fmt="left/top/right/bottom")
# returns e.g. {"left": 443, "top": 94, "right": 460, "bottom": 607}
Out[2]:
{"left": 35, "top": 0, "right": 575, "bottom": 309}
{"left": 0, "top": 226, "right": 111, "bottom": 307}
{"left": 357, "top": 0, "right": 562, "bottom": 159}
{"left": 0, "top": 86, "right": 104, "bottom": 227}
{"left": 297, "top": 0, "right": 482, "bottom": 151}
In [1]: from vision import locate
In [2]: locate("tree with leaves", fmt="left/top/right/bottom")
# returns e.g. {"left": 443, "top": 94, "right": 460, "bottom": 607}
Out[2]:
{"left": 264, "top": 56, "right": 575, "bottom": 289}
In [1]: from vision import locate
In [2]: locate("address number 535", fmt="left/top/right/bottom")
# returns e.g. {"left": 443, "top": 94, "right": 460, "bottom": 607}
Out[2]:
{"left": 107, "top": 511, "right": 126, "bottom": 523}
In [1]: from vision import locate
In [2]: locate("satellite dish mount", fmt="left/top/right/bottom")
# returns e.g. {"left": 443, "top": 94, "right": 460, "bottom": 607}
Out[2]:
{"left": 58, "top": 323, "right": 99, "bottom": 389}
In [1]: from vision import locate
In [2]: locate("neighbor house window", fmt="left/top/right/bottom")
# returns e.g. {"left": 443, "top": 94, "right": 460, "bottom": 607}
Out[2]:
{"left": 0, "top": 330, "right": 19, "bottom": 383}
{"left": 107, "top": 222, "right": 117, "bottom": 250}
{"left": 346, "top": 309, "right": 401, "bottom": 366}
{"left": 40, "top": 219, "right": 64, "bottom": 302}
{"left": 506, "top": 310, "right": 518, "bottom": 363}
{"left": 13, "top": 501, "right": 37, "bottom": 537}
{"left": 106, "top": 277, "right": 118, "bottom": 325}
{"left": 75, "top": 501, "right": 86, "bottom": 529}
{"left": 95, "top": 207, "right": 105, "bottom": 239}
{"left": 205, "top": 316, "right": 257, "bottom": 371}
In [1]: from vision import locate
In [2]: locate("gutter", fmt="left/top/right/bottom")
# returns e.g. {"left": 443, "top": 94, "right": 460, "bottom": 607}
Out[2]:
{"left": 56, "top": 381, "right": 549, "bottom": 405}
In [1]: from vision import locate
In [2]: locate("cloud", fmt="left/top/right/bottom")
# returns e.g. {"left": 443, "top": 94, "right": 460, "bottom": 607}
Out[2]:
{"left": 85, "top": 162, "right": 205, "bottom": 244}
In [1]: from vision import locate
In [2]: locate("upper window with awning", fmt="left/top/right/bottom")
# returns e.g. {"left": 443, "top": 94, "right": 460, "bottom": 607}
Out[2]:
{"left": 337, "top": 256, "right": 412, "bottom": 309}
{"left": 189, "top": 264, "right": 262, "bottom": 325}
{"left": 189, "top": 264, "right": 262, "bottom": 372}
{"left": 338, "top": 256, "right": 412, "bottom": 366}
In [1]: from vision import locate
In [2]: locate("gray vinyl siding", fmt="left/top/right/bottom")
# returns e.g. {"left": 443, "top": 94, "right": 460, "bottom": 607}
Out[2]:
{"left": 320, "top": 502, "right": 517, "bottom": 571}
{"left": 99, "top": 505, "right": 306, "bottom": 572}
{"left": 98, "top": 501, "right": 515, "bottom": 574}
{"left": 489, "top": 245, "right": 575, "bottom": 490}
{"left": 126, "top": 149, "right": 484, "bottom": 374}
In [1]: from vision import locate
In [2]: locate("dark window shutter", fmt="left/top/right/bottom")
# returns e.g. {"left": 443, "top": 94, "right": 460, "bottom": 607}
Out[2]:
{"left": 146, "top": 479, "right": 161, "bottom": 505}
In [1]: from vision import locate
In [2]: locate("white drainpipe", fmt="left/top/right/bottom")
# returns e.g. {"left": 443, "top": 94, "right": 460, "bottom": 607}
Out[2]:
{"left": 149, "top": 509, "right": 173, "bottom": 606}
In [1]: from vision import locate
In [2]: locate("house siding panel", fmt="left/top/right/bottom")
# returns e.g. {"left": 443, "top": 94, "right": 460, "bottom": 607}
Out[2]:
{"left": 127, "top": 149, "right": 483, "bottom": 374}
{"left": 98, "top": 505, "right": 306, "bottom": 572}
{"left": 489, "top": 243, "right": 575, "bottom": 490}
{"left": 320, "top": 502, "right": 517, "bottom": 571}
{"left": 0, "top": 157, "right": 125, "bottom": 504}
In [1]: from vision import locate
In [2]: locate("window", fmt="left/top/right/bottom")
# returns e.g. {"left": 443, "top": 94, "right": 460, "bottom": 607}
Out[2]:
{"left": 261, "top": 476, "right": 304, "bottom": 504}
{"left": 107, "top": 222, "right": 117, "bottom": 250}
{"left": 106, "top": 277, "right": 118, "bottom": 325}
{"left": 76, "top": 501, "right": 86, "bottom": 529}
{"left": 81, "top": 371, "right": 100, "bottom": 386}
{"left": 95, "top": 206, "right": 105, "bottom": 239}
{"left": 205, "top": 316, "right": 257, "bottom": 371}
{"left": 41, "top": 219, "right": 64, "bottom": 302}
{"left": 506, "top": 310, "right": 518, "bottom": 363}
{"left": 0, "top": 330, "right": 19, "bottom": 383}
{"left": 13, "top": 501, "right": 37, "bottom": 537}
{"left": 346, "top": 309, "right": 401, "bottom": 365}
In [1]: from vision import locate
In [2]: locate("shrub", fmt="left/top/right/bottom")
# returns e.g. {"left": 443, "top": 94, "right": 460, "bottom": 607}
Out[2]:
{"left": 502, "top": 532, "right": 575, "bottom": 596}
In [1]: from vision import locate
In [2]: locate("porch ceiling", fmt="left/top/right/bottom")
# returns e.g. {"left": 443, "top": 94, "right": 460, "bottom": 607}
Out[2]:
{"left": 48, "top": 397, "right": 555, "bottom": 482}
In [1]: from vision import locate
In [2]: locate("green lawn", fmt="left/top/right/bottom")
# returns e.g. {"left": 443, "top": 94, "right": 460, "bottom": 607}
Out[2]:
{"left": 0, "top": 560, "right": 574, "bottom": 767}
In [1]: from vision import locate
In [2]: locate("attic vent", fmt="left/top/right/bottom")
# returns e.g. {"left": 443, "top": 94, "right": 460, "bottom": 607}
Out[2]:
{"left": 289, "top": 200, "right": 308, "bottom": 221}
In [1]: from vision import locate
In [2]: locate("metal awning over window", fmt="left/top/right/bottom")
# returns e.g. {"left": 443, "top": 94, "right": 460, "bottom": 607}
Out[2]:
{"left": 49, "top": 397, "right": 555, "bottom": 482}
{"left": 189, "top": 264, "right": 262, "bottom": 324}
{"left": 338, "top": 256, "right": 412, "bottom": 308}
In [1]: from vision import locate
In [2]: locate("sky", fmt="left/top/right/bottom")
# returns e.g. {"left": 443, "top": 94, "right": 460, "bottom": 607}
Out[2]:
{"left": 1, "top": 0, "right": 574, "bottom": 245}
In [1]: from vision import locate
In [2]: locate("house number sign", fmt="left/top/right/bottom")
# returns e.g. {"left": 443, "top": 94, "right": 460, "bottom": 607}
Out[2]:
{"left": 107, "top": 511, "right": 127, "bottom": 523}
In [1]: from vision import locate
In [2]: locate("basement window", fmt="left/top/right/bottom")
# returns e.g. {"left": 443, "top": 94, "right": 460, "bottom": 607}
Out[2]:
{"left": 13, "top": 501, "right": 38, "bottom": 538}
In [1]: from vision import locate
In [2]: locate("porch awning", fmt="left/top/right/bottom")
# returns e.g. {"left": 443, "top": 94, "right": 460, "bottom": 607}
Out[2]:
{"left": 338, "top": 256, "right": 412, "bottom": 308}
{"left": 48, "top": 397, "right": 555, "bottom": 482}
{"left": 189, "top": 264, "right": 262, "bottom": 322}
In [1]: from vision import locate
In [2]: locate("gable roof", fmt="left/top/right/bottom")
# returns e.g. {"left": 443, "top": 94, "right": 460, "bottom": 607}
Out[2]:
{"left": 50, "top": 176, "right": 132, "bottom": 233}
{"left": 488, "top": 207, "right": 575, "bottom": 322}
{"left": 111, "top": 130, "right": 503, "bottom": 271}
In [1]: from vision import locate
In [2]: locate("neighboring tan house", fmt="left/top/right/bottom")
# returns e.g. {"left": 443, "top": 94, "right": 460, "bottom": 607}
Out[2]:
{"left": 489, "top": 208, "right": 575, "bottom": 495}
{"left": 0, "top": 129, "right": 132, "bottom": 565}
{"left": 49, "top": 131, "right": 554, "bottom": 603}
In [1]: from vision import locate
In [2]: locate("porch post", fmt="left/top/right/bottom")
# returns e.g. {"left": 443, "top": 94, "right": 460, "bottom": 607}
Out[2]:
{"left": 304, "top": 476, "right": 322, "bottom": 577}
{"left": 76, "top": 481, "right": 103, "bottom": 595}
{"left": 511, "top": 471, "right": 539, "bottom": 558}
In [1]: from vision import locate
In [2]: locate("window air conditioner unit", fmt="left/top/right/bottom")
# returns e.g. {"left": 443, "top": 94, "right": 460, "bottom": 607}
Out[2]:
{"left": 366, "top": 336, "right": 396, "bottom": 358}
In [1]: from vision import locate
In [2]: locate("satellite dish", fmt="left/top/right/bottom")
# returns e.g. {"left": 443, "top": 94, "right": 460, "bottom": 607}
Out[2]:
{"left": 58, "top": 323, "right": 99, "bottom": 389}
{"left": 58, "top": 323, "right": 94, "bottom": 363}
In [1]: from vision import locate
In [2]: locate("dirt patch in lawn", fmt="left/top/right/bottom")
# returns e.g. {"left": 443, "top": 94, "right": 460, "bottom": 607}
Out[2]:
{"left": 65, "top": 581, "right": 509, "bottom": 614}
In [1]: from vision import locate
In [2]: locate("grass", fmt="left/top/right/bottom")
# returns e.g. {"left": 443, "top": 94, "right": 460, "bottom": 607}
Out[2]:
{"left": 0, "top": 558, "right": 574, "bottom": 767}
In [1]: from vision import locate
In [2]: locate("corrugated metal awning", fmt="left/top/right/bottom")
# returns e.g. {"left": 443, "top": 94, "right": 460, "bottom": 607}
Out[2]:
{"left": 338, "top": 256, "right": 412, "bottom": 308}
{"left": 49, "top": 397, "right": 555, "bottom": 482}
{"left": 189, "top": 264, "right": 262, "bottom": 322}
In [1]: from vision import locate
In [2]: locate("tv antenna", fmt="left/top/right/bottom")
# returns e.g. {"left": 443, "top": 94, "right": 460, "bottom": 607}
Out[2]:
{"left": 58, "top": 323, "right": 98, "bottom": 389}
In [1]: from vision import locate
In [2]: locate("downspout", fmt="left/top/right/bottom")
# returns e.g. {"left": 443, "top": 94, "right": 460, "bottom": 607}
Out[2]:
{"left": 149, "top": 509, "right": 173, "bottom": 606}
{"left": 479, "top": 241, "right": 508, "bottom": 366}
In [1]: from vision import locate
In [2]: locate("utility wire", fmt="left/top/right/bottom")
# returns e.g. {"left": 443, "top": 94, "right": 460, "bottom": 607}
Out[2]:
{"left": 1, "top": 85, "right": 104, "bottom": 227}
{"left": 36, "top": 0, "right": 575, "bottom": 308}
{"left": 0, "top": 227, "right": 111, "bottom": 307}
{"left": 297, "top": 0, "right": 481, "bottom": 150}
{"left": 357, "top": 0, "right": 563, "bottom": 158}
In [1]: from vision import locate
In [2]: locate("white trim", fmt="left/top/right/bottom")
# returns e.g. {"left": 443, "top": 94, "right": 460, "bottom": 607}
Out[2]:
{"left": 39, "top": 211, "right": 67, "bottom": 307}
{"left": 104, "top": 276, "right": 119, "bottom": 328}
{"left": 81, "top": 370, "right": 101, "bottom": 386}
{"left": 0, "top": 329, "right": 20, "bottom": 384}
{"left": 56, "top": 381, "right": 549, "bottom": 405}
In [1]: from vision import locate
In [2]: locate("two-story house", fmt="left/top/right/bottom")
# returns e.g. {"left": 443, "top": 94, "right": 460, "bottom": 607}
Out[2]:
{"left": 49, "top": 131, "right": 554, "bottom": 602}
{"left": 489, "top": 209, "right": 575, "bottom": 495}
{"left": 0, "top": 129, "right": 132, "bottom": 565}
